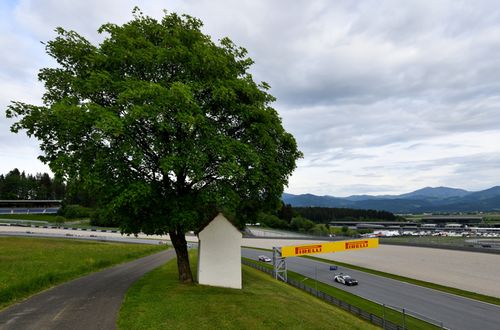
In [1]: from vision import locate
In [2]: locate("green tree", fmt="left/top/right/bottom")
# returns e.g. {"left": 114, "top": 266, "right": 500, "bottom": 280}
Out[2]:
{"left": 341, "top": 226, "right": 349, "bottom": 235}
{"left": 6, "top": 9, "right": 301, "bottom": 283}
{"left": 277, "top": 202, "right": 294, "bottom": 223}
{"left": 1, "top": 169, "right": 22, "bottom": 199}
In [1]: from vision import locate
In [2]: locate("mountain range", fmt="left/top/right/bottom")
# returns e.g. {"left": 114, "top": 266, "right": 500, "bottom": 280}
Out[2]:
{"left": 282, "top": 186, "right": 500, "bottom": 213}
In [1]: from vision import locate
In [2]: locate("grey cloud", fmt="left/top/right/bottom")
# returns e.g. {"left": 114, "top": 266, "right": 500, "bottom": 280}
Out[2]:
{"left": 13, "top": 0, "right": 134, "bottom": 42}
{"left": 414, "top": 153, "right": 500, "bottom": 191}
{"left": 2, "top": 0, "right": 500, "bottom": 194}
{"left": 335, "top": 184, "right": 401, "bottom": 196}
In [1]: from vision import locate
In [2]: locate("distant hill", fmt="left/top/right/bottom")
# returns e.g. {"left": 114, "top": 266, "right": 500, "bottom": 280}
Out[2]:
{"left": 398, "top": 186, "right": 471, "bottom": 199}
{"left": 282, "top": 186, "right": 500, "bottom": 213}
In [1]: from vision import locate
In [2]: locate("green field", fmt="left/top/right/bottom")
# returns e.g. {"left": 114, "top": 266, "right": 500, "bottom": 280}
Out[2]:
{"left": 0, "top": 237, "right": 166, "bottom": 310}
{"left": 483, "top": 213, "right": 500, "bottom": 222}
{"left": 0, "top": 214, "right": 115, "bottom": 229}
{"left": 403, "top": 212, "right": 500, "bottom": 223}
{"left": 118, "top": 252, "right": 377, "bottom": 330}
{"left": 0, "top": 214, "right": 63, "bottom": 222}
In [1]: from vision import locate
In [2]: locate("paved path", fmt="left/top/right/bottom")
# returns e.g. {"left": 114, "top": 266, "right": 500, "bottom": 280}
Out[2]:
{"left": 0, "top": 249, "right": 176, "bottom": 330}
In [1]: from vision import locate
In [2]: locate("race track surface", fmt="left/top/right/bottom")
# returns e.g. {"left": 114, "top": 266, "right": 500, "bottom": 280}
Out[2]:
{"left": 243, "top": 247, "right": 500, "bottom": 330}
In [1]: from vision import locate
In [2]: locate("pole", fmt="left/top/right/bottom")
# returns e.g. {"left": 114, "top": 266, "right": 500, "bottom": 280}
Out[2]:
{"left": 315, "top": 264, "right": 318, "bottom": 294}
{"left": 402, "top": 308, "right": 406, "bottom": 329}
{"left": 383, "top": 304, "right": 386, "bottom": 329}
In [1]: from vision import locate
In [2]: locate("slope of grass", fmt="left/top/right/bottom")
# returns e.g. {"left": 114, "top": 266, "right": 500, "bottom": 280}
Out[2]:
{"left": 118, "top": 253, "right": 377, "bottom": 330}
{"left": 0, "top": 237, "right": 166, "bottom": 310}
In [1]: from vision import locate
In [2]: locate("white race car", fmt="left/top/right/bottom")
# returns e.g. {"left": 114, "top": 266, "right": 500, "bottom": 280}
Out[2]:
{"left": 258, "top": 255, "right": 272, "bottom": 262}
{"left": 333, "top": 274, "right": 358, "bottom": 286}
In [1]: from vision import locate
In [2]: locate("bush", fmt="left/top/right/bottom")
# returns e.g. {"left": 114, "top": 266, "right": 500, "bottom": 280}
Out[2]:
{"left": 58, "top": 204, "right": 93, "bottom": 219}
{"left": 90, "top": 208, "right": 120, "bottom": 227}
{"left": 54, "top": 216, "right": 66, "bottom": 226}
{"left": 257, "top": 213, "right": 289, "bottom": 229}
{"left": 290, "top": 217, "right": 315, "bottom": 232}
{"left": 310, "top": 224, "right": 329, "bottom": 236}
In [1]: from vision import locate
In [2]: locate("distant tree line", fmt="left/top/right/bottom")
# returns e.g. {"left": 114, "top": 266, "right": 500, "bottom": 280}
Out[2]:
{"left": 0, "top": 169, "right": 98, "bottom": 220}
{"left": 256, "top": 203, "right": 400, "bottom": 236}
{"left": 257, "top": 203, "right": 331, "bottom": 235}
{"left": 293, "top": 207, "right": 397, "bottom": 223}
{"left": 0, "top": 168, "right": 65, "bottom": 200}
{"left": 1, "top": 168, "right": 397, "bottom": 231}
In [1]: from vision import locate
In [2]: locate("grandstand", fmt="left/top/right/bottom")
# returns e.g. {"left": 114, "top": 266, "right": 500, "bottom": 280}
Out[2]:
{"left": 0, "top": 200, "right": 62, "bottom": 214}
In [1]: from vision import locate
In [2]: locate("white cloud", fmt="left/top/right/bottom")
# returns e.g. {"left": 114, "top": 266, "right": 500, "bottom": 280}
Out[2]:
{"left": 2, "top": 0, "right": 500, "bottom": 196}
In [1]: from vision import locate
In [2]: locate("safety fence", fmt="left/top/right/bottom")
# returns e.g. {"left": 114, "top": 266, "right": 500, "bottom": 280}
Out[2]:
{"left": 242, "top": 259, "right": 446, "bottom": 329}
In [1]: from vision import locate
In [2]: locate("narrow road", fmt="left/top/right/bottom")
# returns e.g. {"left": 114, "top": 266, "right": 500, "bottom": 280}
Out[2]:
{"left": 0, "top": 249, "right": 176, "bottom": 330}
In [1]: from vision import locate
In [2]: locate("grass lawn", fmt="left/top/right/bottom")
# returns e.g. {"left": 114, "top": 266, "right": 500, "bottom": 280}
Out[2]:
{"left": 0, "top": 236, "right": 166, "bottom": 310}
{"left": 0, "top": 214, "right": 61, "bottom": 222}
{"left": 118, "top": 253, "right": 377, "bottom": 330}
{"left": 0, "top": 215, "right": 115, "bottom": 230}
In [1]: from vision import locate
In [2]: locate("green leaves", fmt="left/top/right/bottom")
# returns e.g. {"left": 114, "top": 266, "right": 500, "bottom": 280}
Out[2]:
{"left": 6, "top": 8, "right": 301, "bottom": 236}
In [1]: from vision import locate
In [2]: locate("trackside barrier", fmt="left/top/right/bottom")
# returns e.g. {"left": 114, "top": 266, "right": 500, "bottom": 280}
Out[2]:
{"left": 242, "top": 259, "right": 446, "bottom": 330}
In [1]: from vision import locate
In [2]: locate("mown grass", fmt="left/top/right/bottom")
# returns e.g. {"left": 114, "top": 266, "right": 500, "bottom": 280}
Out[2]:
{"left": 0, "top": 214, "right": 61, "bottom": 222}
{"left": 118, "top": 252, "right": 377, "bottom": 330}
{"left": 0, "top": 237, "right": 166, "bottom": 310}
{"left": 0, "top": 215, "right": 116, "bottom": 230}
{"left": 244, "top": 258, "right": 439, "bottom": 329}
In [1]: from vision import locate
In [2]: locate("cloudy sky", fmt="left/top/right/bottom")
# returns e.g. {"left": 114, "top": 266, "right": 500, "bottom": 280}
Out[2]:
{"left": 2, "top": 0, "right": 500, "bottom": 196}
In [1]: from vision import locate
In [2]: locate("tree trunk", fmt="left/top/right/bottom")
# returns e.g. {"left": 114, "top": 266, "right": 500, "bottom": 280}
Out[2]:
{"left": 169, "top": 227, "right": 194, "bottom": 283}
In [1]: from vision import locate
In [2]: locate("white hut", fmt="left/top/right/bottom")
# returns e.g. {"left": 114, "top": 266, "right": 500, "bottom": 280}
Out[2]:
{"left": 197, "top": 213, "right": 242, "bottom": 289}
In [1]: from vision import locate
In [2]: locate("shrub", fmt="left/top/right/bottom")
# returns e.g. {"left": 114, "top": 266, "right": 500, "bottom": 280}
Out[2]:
{"left": 90, "top": 208, "right": 120, "bottom": 227}
{"left": 58, "top": 204, "right": 93, "bottom": 219}
{"left": 257, "top": 213, "right": 289, "bottom": 229}
{"left": 54, "top": 216, "right": 66, "bottom": 226}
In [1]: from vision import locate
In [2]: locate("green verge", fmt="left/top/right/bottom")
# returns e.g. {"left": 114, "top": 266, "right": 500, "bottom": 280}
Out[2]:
{"left": 0, "top": 215, "right": 115, "bottom": 229}
{"left": 0, "top": 236, "right": 166, "bottom": 310}
{"left": 244, "top": 246, "right": 500, "bottom": 306}
{"left": 243, "top": 258, "right": 438, "bottom": 330}
{"left": 118, "top": 252, "right": 377, "bottom": 330}
{"left": 0, "top": 214, "right": 61, "bottom": 222}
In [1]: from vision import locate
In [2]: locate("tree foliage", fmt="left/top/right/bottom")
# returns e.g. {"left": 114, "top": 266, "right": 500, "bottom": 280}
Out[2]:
{"left": 0, "top": 168, "right": 65, "bottom": 200}
{"left": 6, "top": 9, "right": 301, "bottom": 282}
{"left": 257, "top": 203, "right": 394, "bottom": 236}
{"left": 293, "top": 207, "right": 397, "bottom": 223}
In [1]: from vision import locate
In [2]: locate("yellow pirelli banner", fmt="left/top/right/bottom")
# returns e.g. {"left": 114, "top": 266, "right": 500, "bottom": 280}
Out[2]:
{"left": 280, "top": 238, "right": 379, "bottom": 257}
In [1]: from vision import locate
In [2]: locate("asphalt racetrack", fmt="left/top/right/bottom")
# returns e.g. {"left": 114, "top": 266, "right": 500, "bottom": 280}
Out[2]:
{"left": 242, "top": 248, "right": 500, "bottom": 330}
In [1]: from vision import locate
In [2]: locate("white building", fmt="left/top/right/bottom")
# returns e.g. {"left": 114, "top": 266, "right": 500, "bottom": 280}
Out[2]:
{"left": 197, "top": 213, "right": 242, "bottom": 289}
